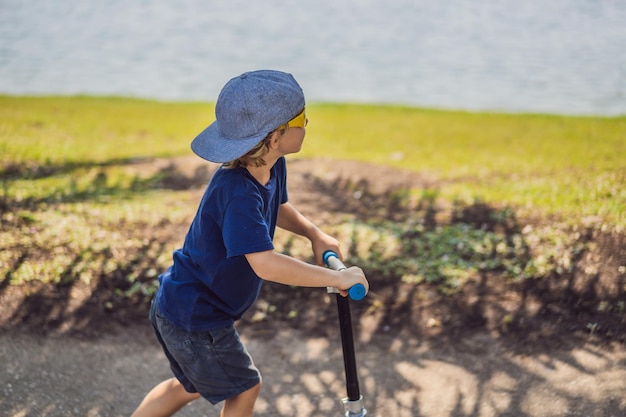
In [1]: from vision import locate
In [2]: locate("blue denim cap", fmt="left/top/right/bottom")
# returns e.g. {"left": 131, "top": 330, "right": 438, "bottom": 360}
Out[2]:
{"left": 191, "top": 70, "right": 305, "bottom": 163}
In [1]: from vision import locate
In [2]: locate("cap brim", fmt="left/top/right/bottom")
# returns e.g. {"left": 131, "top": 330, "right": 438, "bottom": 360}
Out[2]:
{"left": 191, "top": 122, "right": 268, "bottom": 163}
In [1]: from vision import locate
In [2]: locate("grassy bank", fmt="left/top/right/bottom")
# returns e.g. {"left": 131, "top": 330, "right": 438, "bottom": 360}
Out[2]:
{"left": 306, "top": 104, "right": 625, "bottom": 225}
{"left": 3, "top": 95, "right": 624, "bottom": 225}
{"left": 1, "top": 95, "right": 624, "bottom": 293}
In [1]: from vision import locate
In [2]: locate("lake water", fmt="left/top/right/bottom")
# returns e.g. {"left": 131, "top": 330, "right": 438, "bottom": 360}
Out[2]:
{"left": 1, "top": 0, "right": 625, "bottom": 116}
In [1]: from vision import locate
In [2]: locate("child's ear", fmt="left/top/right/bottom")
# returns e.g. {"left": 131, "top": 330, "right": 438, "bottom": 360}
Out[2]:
{"left": 268, "top": 131, "right": 282, "bottom": 149}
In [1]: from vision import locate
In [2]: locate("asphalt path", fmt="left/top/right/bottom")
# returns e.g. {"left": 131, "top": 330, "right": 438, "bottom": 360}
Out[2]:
{"left": 1, "top": 323, "right": 625, "bottom": 417}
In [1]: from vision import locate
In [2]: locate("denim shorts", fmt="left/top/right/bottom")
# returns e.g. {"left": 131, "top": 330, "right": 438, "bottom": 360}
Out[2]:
{"left": 149, "top": 299, "right": 261, "bottom": 405}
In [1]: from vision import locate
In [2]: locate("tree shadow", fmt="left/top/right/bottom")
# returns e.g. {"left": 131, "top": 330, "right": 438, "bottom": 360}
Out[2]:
{"left": 246, "top": 164, "right": 625, "bottom": 415}
{"left": 1, "top": 157, "right": 216, "bottom": 212}
{"left": 0, "top": 157, "right": 217, "bottom": 336}
{"left": 2, "top": 234, "right": 170, "bottom": 337}
{"left": 1, "top": 158, "right": 625, "bottom": 416}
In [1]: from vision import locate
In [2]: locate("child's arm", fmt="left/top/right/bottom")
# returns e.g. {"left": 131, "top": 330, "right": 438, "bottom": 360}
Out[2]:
{"left": 276, "top": 202, "right": 341, "bottom": 265}
{"left": 247, "top": 202, "right": 368, "bottom": 295}
{"left": 245, "top": 250, "right": 368, "bottom": 295}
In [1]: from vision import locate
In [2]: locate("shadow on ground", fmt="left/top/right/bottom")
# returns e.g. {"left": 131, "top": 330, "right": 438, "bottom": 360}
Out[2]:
{"left": 1, "top": 157, "right": 625, "bottom": 416}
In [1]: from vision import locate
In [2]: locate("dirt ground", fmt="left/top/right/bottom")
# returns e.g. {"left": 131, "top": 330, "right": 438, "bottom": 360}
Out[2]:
{"left": 1, "top": 157, "right": 625, "bottom": 417}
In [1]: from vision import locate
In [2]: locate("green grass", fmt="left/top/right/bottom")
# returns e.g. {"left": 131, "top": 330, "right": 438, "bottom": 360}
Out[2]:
{"left": 303, "top": 104, "right": 626, "bottom": 225}
{"left": 0, "top": 95, "right": 210, "bottom": 166}
{"left": 2, "top": 95, "right": 624, "bottom": 226}
{"left": 305, "top": 104, "right": 625, "bottom": 173}
{"left": 1, "top": 95, "right": 624, "bottom": 290}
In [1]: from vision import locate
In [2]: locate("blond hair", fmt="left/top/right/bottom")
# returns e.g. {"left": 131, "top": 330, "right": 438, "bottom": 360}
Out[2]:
{"left": 223, "top": 124, "right": 289, "bottom": 169}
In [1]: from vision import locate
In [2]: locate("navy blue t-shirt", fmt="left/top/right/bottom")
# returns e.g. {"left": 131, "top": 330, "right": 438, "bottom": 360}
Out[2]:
{"left": 156, "top": 157, "right": 288, "bottom": 331}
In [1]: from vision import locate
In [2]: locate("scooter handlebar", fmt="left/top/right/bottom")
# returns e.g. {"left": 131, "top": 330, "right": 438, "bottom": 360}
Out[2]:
{"left": 323, "top": 250, "right": 367, "bottom": 301}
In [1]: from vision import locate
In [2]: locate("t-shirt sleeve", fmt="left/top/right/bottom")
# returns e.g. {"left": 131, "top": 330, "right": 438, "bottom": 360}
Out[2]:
{"left": 222, "top": 195, "right": 274, "bottom": 258}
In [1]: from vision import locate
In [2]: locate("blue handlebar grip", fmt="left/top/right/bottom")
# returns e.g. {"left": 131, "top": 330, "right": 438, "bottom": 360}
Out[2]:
{"left": 323, "top": 250, "right": 346, "bottom": 270}
{"left": 322, "top": 250, "right": 339, "bottom": 267}
{"left": 348, "top": 284, "right": 366, "bottom": 301}
{"left": 323, "top": 250, "right": 366, "bottom": 301}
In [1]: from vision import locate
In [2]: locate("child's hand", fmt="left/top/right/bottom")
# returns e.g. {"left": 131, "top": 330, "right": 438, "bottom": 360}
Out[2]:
{"left": 337, "top": 266, "right": 369, "bottom": 298}
{"left": 311, "top": 231, "right": 342, "bottom": 266}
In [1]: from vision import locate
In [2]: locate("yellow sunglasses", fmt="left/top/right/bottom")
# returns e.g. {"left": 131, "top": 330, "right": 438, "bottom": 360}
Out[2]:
{"left": 287, "top": 108, "right": 308, "bottom": 128}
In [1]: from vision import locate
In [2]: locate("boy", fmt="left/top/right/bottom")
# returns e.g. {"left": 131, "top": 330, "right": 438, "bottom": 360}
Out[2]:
{"left": 132, "top": 70, "right": 369, "bottom": 417}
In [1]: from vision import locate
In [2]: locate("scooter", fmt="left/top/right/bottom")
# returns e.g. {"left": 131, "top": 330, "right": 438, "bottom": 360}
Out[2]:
{"left": 323, "top": 250, "right": 367, "bottom": 417}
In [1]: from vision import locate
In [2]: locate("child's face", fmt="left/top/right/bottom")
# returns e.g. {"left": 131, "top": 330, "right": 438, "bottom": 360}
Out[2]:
{"left": 276, "top": 125, "right": 306, "bottom": 156}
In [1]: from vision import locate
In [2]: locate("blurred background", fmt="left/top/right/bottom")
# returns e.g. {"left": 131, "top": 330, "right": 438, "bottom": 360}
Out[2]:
{"left": 1, "top": 0, "right": 625, "bottom": 116}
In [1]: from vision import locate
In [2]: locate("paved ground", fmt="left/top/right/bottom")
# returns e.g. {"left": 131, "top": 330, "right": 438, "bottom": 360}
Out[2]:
{"left": 1, "top": 323, "right": 625, "bottom": 417}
